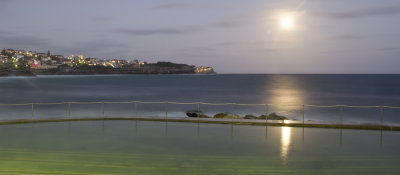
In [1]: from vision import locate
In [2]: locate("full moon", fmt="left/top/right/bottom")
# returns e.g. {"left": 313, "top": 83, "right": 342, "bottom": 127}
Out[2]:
{"left": 281, "top": 16, "right": 294, "bottom": 30}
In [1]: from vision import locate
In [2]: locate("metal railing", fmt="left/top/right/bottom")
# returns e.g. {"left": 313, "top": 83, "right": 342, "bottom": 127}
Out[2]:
{"left": 1, "top": 101, "right": 400, "bottom": 128}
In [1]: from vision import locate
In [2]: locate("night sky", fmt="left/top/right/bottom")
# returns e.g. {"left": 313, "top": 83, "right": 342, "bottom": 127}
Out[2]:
{"left": 1, "top": 0, "right": 400, "bottom": 73}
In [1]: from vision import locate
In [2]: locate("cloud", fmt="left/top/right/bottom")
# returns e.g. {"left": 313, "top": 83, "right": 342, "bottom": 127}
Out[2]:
{"left": 115, "top": 27, "right": 201, "bottom": 36}
{"left": 149, "top": 3, "right": 188, "bottom": 10}
{"left": 213, "top": 16, "right": 244, "bottom": 28}
{"left": 215, "top": 42, "right": 236, "bottom": 47}
{"left": 0, "top": 0, "right": 11, "bottom": 4}
{"left": 256, "top": 48, "right": 278, "bottom": 53}
{"left": 76, "top": 40, "right": 131, "bottom": 50}
{"left": 92, "top": 16, "right": 115, "bottom": 22}
{"left": 376, "top": 47, "right": 400, "bottom": 51}
{"left": 61, "top": 39, "right": 132, "bottom": 57}
{"left": 0, "top": 0, "right": 11, "bottom": 11}
{"left": 318, "top": 5, "right": 400, "bottom": 19}
{"left": 333, "top": 34, "right": 364, "bottom": 41}
{"left": 0, "top": 35, "right": 50, "bottom": 49}
{"left": 214, "top": 21, "right": 239, "bottom": 28}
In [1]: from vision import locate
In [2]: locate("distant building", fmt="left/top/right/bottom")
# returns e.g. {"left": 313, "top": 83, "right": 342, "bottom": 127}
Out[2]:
{"left": 0, "top": 56, "right": 10, "bottom": 64}
{"left": 33, "top": 60, "right": 40, "bottom": 68}
{"left": 195, "top": 66, "right": 215, "bottom": 74}
{"left": 26, "top": 51, "right": 35, "bottom": 56}
{"left": 16, "top": 54, "right": 25, "bottom": 60}
{"left": 52, "top": 55, "right": 64, "bottom": 59}
{"left": 37, "top": 53, "right": 50, "bottom": 60}
{"left": 15, "top": 50, "right": 25, "bottom": 54}
{"left": 5, "top": 49, "right": 15, "bottom": 54}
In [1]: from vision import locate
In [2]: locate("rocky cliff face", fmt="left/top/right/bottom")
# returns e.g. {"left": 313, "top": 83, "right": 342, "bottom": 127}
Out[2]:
{"left": 2, "top": 61, "right": 198, "bottom": 76}
{"left": 0, "top": 65, "right": 35, "bottom": 76}
{"left": 31, "top": 62, "right": 196, "bottom": 75}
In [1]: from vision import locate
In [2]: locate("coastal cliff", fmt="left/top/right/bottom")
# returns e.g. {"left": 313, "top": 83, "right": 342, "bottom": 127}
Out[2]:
{"left": 1, "top": 49, "right": 215, "bottom": 76}
{"left": 1, "top": 62, "right": 198, "bottom": 76}
{"left": 0, "top": 65, "right": 35, "bottom": 76}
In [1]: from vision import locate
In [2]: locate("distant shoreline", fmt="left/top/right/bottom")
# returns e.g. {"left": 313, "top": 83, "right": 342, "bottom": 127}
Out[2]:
{"left": 0, "top": 70, "right": 217, "bottom": 77}
{"left": 0, "top": 61, "right": 216, "bottom": 77}
{"left": 0, "top": 71, "right": 201, "bottom": 77}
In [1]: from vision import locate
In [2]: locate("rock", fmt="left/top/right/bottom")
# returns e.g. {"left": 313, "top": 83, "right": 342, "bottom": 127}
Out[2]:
{"left": 244, "top": 114, "right": 257, "bottom": 119}
{"left": 226, "top": 114, "right": 241, "bottom": 119}
{"left": 186, "top": 110, "right": 211, "bottom": 118}
{"left": 258, "top": 115, "right": 268, "bottom": 120}
{"left": 268, "top": 113, "right": 288, "bottom": 120}
{"left": 186, "top": 110, "right": 201, "bottom": 117}
{"left": 258, "top": 113, "right": 288, "bottom": 120}
{"left": 186, "top": 112, "right": 197, "bottom": 117}
{"left": 213, "top": 113, "right": 241, "bottom": 119}
{"left": 214, "top": 113, "right": 228, "bottom": 118}
{"left": 198, "top": 114, "right": 211, "bottom": 118}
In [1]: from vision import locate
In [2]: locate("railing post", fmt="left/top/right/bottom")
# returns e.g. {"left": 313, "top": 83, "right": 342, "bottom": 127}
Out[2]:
{"left": 380, "top": 106, "right": 383, "bottom": 126}
{"left": 265, "top": 104, "right": 269, "bottom": 123}
{"left": 68, "top": 103, "right": 71, "bottom": 119}
{"left": 197, "top": 103, "right": 200, "bottom": 122}
{"left": 231, "top": 103, "right": 234, "bottom": 122}
{"left": 302, "top": 104, "right": 305, "bottom": 124}
{"left": 102, "top": 102, "right": 105, "bottom": 118}
{"left": 134, "top": 101, "right": 138, "bottom": 118}
{"left": 31, "top": 103, "right": 34, "bottom": 121}
{"left": 340, "top": 105, "right": 343, "bottom": 126}
{"left": 165, "top": 102, "right": 168, "bottom": 120}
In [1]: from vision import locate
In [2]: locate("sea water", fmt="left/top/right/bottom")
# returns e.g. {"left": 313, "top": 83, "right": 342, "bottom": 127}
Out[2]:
{"left": 1, "top": 74, "right": 400, "bottom": 124}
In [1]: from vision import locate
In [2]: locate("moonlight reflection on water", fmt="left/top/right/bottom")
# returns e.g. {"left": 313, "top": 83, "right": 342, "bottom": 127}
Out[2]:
{"left": 280, "top": 126, "right": 292, "bottom": 164}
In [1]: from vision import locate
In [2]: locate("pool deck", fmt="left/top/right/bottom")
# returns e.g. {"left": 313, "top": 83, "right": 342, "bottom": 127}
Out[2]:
{"left": 1, "top": 116, "right": 399, "bottom": 131}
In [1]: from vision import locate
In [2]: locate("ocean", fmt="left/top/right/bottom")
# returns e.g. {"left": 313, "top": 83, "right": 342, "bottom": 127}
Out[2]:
{"left": 1, "top": 74, "right": 400, "bottom": 124}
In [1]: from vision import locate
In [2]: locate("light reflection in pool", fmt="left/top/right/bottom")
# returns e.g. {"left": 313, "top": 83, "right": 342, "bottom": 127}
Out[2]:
{"left": 281, "top": 126, "right": 291, "bottom": 164}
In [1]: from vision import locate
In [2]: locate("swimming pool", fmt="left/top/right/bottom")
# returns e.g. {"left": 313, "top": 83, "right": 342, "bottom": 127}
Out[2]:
{"left": 0, "top": 120, "right": 399, "bottom": 175}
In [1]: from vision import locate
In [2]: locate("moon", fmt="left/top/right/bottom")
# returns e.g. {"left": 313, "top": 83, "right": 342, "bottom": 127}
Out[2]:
{"left": 280, "top": 15, "right": 294, "bottom": 30}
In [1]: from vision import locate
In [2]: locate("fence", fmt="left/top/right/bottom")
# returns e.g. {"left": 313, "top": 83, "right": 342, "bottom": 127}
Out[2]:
{"left": 1, "top": 101, "right": 400, "bottom": 129}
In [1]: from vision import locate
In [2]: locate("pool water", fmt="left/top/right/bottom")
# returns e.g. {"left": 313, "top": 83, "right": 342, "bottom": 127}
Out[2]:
{"left": 0, "top": 121, "right": 399, "bottom": 175}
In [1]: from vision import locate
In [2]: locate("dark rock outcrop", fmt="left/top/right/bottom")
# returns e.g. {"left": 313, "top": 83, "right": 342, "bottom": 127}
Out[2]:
{"left": 186, "top": 110, "right": 199, "bottom": 117}
{"left": 258, "top": 113, "right": 288, "bottom": 120}
{"left": 244, "top": 114, "right": 257, "bottom": 119}
{"left": 0, "top": 66, "right": 35, "bottom": 77}
{"left": 187, "top": 111, "right": 287, "bottom": 120}
{"left": 186, "top": 110, "right": 211, "bottom": 118}
{"left": 213, "top": 113, "right": 227, "bottom": 118}
{"left": 258, "top": 115, "right": 268, "bottom": 120}
{"left": 198, "top": 114, "right": 211, "bottom": 118}
{"left": 213, "top": 113, "right": 241, "bottom": 119}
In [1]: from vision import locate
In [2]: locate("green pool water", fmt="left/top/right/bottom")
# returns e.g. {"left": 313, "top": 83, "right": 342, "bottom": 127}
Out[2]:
{"left": 0, "top": 120, "right": 399, "bottom": 175}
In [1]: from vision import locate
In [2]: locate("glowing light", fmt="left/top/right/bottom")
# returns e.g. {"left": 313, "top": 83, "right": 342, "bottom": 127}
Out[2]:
{"left": 266, "top": 76, "right": 303, "bottom": 112}
{"left": 280, "top": 126, "right": 291, "bottom": 164}
{"left": 282, "top": 17, "right": 292, "bottom": 27}
{"left": 280, "top": 15, "right": 294, "bottom": 30}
